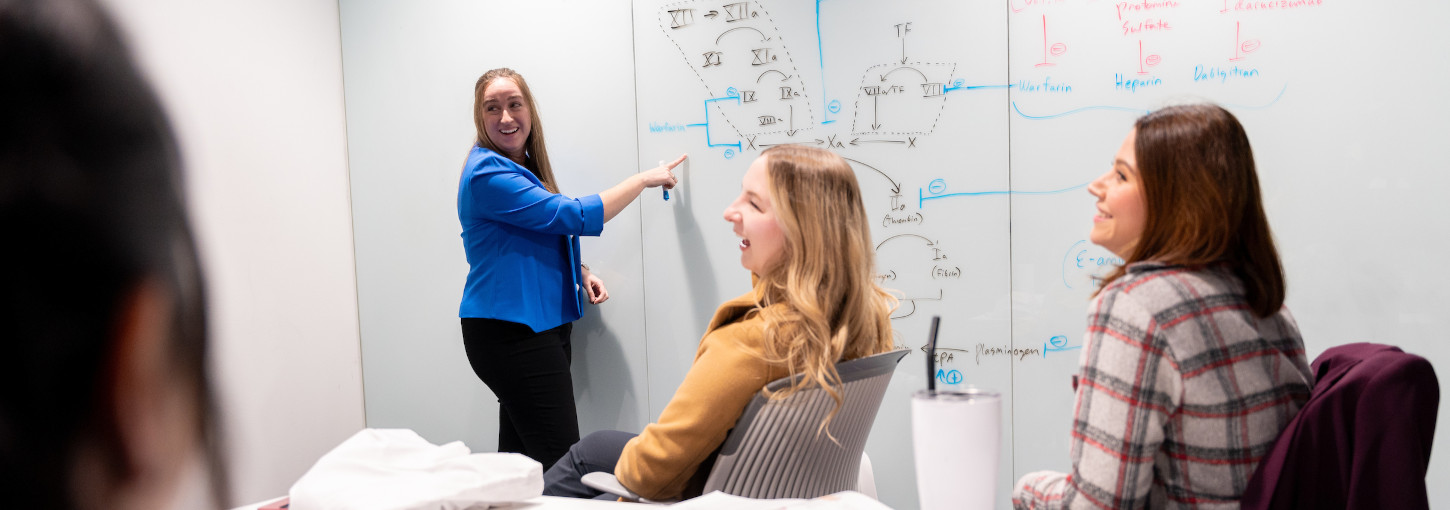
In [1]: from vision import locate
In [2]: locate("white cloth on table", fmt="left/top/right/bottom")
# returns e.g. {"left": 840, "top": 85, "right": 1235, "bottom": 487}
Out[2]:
{"left": 289, "top": 428, "right": 542, "bottom": 510}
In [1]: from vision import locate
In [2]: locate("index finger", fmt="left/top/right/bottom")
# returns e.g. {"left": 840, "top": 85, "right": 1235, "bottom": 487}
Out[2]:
{"left": 661, "top": 153, "right": 688, "bottom": 170}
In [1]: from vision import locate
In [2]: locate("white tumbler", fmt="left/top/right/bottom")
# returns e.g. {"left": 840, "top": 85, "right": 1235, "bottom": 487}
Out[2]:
{"left": 911, "top": 388, "right": 1001, "bottom": 510}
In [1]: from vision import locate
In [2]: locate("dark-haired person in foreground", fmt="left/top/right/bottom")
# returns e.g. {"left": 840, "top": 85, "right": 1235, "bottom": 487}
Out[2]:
{"left": 0, "top": 0, "right": 227, "bottom": 508}
{"left": 1013, "top": 104, "right": 1312, "bottom": 509}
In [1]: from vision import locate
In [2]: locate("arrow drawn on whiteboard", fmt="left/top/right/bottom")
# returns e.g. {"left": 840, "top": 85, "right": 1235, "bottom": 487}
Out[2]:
{"left": 716, "top": 26, "right": 769, "bottom": 45}
{"left": 876, "top": 233, "right": 938, "bottom": 251}
{"left": 893, "top": 301, "right": 919, "bottom": 319}
{"left": 881, "top": 66, "right": 929, "bottom": 82}
{"left": 756, "top": 69, "right": 791, "bottom": 83}
{"left": 918, "top": 182, "right": 1089, "bottom": 208}
{"left": 920, "top": 345, "right": 970, "bottom": 355}
{"left": 944, "top": 83, "right": 1014, "bottom": 93}
{"left": 871, "top": 95, "right": 882, "bottom": 130}
{"left": 891, "top": 290, "right": 944, "bottom": 320}
{"left": 842, "top": 157, "right": 901, "bottom": 194}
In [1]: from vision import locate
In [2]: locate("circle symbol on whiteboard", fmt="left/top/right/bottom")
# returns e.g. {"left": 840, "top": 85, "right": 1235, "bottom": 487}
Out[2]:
{"left": 828, "top": 100, "right": 842, "bottom": 114}
{"left": 723, "top": 148, "right": 736, "bottom": 159}
{"left": 1145, "top": 54, "right": 1162, "bottom": 67}
{"left": 726, "top": 87, "right": 739, "bottom": 98}
{"left": 937, "top": 369, "right": 963, "bottom": 385}
{"left": 1050, "top": 43, "right": 1068, "bottom": 56}
{"left": 928, "top": 179, "right": 947, "bottom": 195}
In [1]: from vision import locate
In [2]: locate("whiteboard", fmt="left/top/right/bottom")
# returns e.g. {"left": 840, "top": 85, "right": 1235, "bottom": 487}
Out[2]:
{"left": 340, "top": 0, "right": 653, "bottom": 453}
{"left": 633, "top": 1, "right": 1013, "bottom": 507}
{"left": 630, "top": 1, "right": 1450, "bottom": 508}
{"left": 343, "top": 1, "right": 1449, "bottom": 509}
{"left": 1004, "top": 0, "right": 1450, "bottom": 504}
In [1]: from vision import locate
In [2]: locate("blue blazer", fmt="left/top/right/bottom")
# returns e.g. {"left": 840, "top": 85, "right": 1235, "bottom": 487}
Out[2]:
{"left": 457, "top": 146, "right": 604, "bottom": 332}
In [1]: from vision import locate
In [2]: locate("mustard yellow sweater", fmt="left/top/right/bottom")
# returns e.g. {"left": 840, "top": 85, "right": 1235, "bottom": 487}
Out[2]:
{"left": 614, "top": 290, "right": 791, "bottom": 500}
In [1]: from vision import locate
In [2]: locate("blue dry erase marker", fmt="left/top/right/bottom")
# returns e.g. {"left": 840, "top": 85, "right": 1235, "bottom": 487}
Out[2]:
{"left": 660, "top": 160, "right": 669, "bottom": 201}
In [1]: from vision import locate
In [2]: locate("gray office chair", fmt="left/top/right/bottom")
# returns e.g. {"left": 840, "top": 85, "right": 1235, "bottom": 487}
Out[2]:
{"left": 584, "top": 348, "right": 909, "bottom": 503}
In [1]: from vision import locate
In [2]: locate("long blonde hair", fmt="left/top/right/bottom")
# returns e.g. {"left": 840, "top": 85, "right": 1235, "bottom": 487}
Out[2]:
{"left": 752, "top": 145, "right": 898, "bottom": 423}
{"left": 473, "top": 68, "right": 560, "bottom": 193}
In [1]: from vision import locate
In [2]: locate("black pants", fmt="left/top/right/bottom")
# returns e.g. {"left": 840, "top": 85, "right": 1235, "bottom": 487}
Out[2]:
{"left": 543, "top": 430, "right": 638, "bottom": 500}
{"left": 461, "top": 318, "right": 579, "bottom": 468}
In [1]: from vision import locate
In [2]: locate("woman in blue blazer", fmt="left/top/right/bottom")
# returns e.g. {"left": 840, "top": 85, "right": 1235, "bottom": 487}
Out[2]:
{"left": 459, "top": 67, "right": 686, "bottom": 468}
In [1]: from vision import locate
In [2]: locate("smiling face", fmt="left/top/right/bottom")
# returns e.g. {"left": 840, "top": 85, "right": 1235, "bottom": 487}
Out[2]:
{"left": 723, "top": 156, "right": 786, "bottom": 276}
{"left": 480, "top": 77, "right": 531, "bottom": 162}
{"left": 1088, "top": 128, "right": 1148, "bottom": 258}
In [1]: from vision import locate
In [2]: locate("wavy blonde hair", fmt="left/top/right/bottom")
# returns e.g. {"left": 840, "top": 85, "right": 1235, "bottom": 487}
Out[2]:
{"left": 473, "top": 68, "right": 559, "bottom": 193}
{"left": 752, "top": 145, "right": 898, "bottom": 427}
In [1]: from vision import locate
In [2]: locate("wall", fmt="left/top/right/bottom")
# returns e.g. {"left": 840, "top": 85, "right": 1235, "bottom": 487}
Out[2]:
{"left": 98, "top": 0, "right": 366, "bottom": 506}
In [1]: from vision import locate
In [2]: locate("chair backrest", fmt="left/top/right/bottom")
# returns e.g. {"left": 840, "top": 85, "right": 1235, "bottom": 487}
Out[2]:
{"left": 701, "top": 348, "right": 909, "bottom": 499}
{"left": 1241, "top": 343, "right": 1439, "bottom": 510}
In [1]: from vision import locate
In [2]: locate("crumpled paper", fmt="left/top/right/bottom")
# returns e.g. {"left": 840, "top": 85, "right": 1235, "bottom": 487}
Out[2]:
{"left": 289, "top": 429, "right": 542, "bottom": 510}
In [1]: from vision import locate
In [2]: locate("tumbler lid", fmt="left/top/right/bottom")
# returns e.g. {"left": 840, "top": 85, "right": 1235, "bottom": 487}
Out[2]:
{"left": 913, "top": 387, "right": 1000, "bottom": 402}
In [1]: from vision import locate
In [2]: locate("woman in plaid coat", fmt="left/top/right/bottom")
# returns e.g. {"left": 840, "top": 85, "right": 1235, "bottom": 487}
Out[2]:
{"left": 1013, "top": 104, "right": 1313, "bottom": 509}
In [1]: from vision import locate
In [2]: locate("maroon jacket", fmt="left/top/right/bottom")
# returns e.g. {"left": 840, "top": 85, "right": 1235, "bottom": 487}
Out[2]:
{"left": 1241, "top": 343, "right": 1439, "bottom": 510}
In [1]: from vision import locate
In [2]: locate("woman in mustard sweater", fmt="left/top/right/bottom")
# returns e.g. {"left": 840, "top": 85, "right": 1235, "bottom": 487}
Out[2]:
{"left": 542, "top": 144, "right": 899, "bottom": 501}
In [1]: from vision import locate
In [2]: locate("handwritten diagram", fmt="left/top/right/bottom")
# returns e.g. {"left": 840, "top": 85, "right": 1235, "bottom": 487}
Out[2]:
{"left": 629, "top": 2, "right": 1439, "bottom": 508}
{"left": 641, "top": 0, "right": 1321, "bottom": 366}
{"left": 651, "top": 2, "right": 987, "bottom": 349}
{"left": 1008, "top": 0, "right": 1320, "bottom": 117}
{"left": 660, "top": 1, "right": 814, "bottom": 143}
{"left": 851, "top": 62, "right": 956, "bottom": 135}
{"left": 657, "top": 1, "right": 985, "bottom": 157}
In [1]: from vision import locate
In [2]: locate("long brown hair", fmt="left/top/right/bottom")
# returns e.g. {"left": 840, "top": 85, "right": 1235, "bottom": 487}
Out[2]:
{"left": 752, "top": 145, "right": 898, "bottom": 425}
{"left": 1096, "top": 104, "right": 1285, "bottom": 317}
{"left": 473, "top": 68, "right": 559, "bottom": 193}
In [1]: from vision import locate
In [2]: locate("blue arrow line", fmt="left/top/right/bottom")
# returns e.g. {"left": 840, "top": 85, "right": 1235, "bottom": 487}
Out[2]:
{"left": 816, "top": 0, "right": 834, "bottom": 125}
{"left": 944, "top": 83, "right": 1015, "bottom": 93}
{"left": 701, "top": 96, "right": 743, "bottom": 150}
{"left": 1043, "top": 344, "right": 1083, "bottom": 357}
{"left": 919, "top": 182, "right": 1089, "bottom": 208}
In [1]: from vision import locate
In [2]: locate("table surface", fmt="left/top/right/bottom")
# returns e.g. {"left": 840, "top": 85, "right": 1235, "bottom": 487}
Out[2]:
{"left": 233, "top": 495, "right": 639, "bottom": 510}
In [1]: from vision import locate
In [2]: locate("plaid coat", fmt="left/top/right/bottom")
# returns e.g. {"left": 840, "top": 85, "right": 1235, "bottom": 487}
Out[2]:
{"left": 1014, "top": 262, "right": 1312, "bottom": 509}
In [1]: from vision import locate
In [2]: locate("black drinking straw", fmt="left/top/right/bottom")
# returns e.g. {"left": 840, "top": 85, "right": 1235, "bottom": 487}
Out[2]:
{"left": 926, "top": 316, "right": 941, "bottom": 393}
